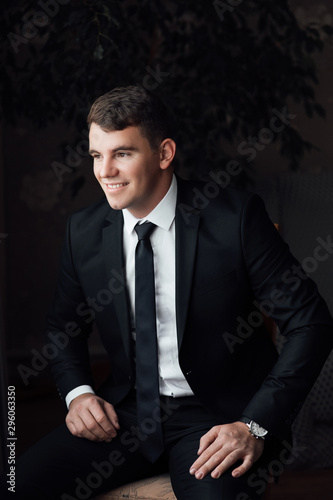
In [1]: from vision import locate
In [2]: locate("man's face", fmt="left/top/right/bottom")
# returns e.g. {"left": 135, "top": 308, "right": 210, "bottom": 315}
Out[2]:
{"left": 89, "top": 123, "right": 173, "bottom": 218}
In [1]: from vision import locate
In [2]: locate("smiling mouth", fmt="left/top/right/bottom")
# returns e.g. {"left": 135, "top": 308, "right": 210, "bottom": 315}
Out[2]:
{"left": 105, "top": 182, "right": 129, "bottom": 189}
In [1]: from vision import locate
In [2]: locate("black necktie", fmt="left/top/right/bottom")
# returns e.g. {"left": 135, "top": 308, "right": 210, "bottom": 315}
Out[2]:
{"left": 134, "top": 222, "right": 164, "bottom": 462}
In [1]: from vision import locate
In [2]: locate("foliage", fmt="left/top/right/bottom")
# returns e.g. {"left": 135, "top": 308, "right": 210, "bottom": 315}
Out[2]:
{"left": 1, "top": 0, "right": 332, "bottom": 181}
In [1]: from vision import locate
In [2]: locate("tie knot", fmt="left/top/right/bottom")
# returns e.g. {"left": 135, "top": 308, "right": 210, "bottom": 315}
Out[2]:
{"left": 134, "top": 222, "right": 156, "bottom": 241}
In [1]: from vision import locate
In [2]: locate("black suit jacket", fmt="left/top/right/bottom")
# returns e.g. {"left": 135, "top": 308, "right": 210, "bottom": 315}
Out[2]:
{"left": 47, "top": 177, "right": 333, "bottom": 442}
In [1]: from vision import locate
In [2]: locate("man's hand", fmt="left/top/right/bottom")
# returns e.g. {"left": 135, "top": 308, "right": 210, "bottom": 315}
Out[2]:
{"left": 66, "top": 393, "right": 120, "bottom": 442}
{"left": 189, "top": 422, "right": 264, "bottom": 480}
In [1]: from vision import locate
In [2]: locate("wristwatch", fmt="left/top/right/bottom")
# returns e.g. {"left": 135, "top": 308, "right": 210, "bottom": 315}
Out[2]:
{"left": 240, "top": 418, "right": 268, "bottom": 440}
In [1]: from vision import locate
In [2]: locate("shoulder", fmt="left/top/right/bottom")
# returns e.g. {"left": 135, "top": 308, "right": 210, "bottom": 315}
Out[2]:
{"left": 70, "top": 197, "right": 112, "bottom": 223}
{"left": 67, "top": 197, "right": 119, "bottom": 236}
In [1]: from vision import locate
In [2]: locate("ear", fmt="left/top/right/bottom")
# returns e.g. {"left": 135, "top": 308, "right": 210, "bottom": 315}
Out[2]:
{"left": 159, "top": 138, "right": 176, "bottom": 170}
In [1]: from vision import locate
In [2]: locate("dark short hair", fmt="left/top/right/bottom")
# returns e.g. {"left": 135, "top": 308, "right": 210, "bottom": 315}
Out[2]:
{"left": 87, "top": 85, "right": 173, "bottom": 150}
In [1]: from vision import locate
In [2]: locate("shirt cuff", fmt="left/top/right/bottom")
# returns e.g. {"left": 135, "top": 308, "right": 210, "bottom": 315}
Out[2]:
{"left": 65, "top": 385, "right": 95, "bottom": 409}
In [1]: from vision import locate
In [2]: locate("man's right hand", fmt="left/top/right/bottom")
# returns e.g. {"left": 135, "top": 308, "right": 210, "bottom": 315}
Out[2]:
{"left": 65, "top": 393, "right": 120, "bottom": 442}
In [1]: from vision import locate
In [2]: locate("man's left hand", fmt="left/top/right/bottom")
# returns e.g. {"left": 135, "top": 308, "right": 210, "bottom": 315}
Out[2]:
{"left": 189, "top": 422, "right": 264, "bottom": 480}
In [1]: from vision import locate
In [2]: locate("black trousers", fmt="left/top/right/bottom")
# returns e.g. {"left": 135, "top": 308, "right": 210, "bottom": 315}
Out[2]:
{"left": 3, "top": 391, "right": 281, "bottom": 500}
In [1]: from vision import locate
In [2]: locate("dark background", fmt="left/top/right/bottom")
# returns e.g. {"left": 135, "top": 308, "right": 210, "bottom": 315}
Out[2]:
{"left": 1, "top": 0, "right": 333, "bottom": 480}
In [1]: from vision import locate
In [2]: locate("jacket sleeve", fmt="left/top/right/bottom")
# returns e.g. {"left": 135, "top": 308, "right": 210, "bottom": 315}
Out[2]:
{"left": 239, "top": 194, "right": 333, "bottom": 438}
{"left": 45, "top": 216, "right": 95, "bottom": 402}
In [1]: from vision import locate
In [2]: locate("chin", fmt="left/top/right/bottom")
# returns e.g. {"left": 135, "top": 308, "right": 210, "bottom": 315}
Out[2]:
{"left": 108, "top": 196, "right": 133, "bottom": 212}
{"left": 106, "top": 201, "right": 124, "bottom": 211}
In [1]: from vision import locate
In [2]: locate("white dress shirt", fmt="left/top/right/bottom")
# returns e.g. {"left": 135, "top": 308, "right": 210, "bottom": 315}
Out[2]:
{"left": 66, "top": 175, "right": 193, "bottom": 408}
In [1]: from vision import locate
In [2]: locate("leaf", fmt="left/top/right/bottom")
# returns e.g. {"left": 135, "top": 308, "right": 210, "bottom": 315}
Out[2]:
{"left": 93, "top": 44, "right": 104, "bottom": 61}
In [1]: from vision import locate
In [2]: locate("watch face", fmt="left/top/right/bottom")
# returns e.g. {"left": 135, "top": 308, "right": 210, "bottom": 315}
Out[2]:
{"left": 250, "top": 421, "right": 268, "bottom": 437}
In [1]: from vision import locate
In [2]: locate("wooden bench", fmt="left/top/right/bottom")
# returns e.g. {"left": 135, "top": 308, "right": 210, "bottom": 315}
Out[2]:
{"left": 95, "top": 472, "right": 176, "bottom": 499}
{"left": 94, "top": 472, "right": 277, "bottom": 499}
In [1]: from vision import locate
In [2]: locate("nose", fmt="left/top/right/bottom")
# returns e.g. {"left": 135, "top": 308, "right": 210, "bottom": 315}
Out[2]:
{"left": 99, "top": 158, "right": 119, "bottom": 178}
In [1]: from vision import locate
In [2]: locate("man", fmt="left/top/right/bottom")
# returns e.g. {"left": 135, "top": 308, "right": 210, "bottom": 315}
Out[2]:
{"left": 10, "top": 85, "right": 333, "bottom": 499}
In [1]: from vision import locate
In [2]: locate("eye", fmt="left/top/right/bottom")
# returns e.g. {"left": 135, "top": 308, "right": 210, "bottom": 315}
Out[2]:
{"left": 91, "top": 154, "right": 102, "bottom": 160}
{"left": 116, "top": 152, "right": 130, "bottom": 158}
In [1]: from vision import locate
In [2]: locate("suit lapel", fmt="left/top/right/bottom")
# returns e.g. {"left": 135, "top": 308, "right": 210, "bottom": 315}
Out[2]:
{"left": 175, "top": 182, "right": 200, "bottom": 351}
{"left": 102, "top": 209, "right": 132, "bottom": 364}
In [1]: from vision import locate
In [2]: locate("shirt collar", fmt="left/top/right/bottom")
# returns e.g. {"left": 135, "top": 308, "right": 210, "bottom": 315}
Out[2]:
{"left": 123, "top": 174, "right": 177, "bottom": 235}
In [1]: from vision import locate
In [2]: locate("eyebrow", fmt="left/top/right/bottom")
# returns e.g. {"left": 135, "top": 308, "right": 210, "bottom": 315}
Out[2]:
{"left": 89, "top": 146, "right": 139, "bottom": 155}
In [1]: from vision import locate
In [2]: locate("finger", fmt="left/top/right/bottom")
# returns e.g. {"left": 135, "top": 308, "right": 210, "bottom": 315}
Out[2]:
{"left": 194, "top": 450, "right": 229, "bottom": 480}
{"left": 67, "top": 396, "right": 118, "bottom": 441}
{"left": 210, "top": 450, "right": 245, "bottom": 479}
{"left": 66, "top": 411, "right": 103, "bottom": 441}
{"left": 232, "top": 456, "right": 253, "bottom": 478}
{"left": 71, "top": 400, "right": 114, "bottom": 441}
{"left": 192, "top": 448, "right": 248, "bottom": 480}
{"left": 103, "top": 402, "right": 120, "bottom": 431}
{"left": 197, "top": 427, "right": 217, "bottom": 455}
{"left": 87, "top": 404, "right": 116, "bottom": 440}
{"left": 190, "top": 442, "right": 224, "bottom": 477}
{"left": 78, "top": 407, "right": 110, "bottom": 440}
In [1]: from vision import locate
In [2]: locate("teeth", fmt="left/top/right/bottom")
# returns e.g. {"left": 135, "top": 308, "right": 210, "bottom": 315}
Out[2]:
{"left": 107, "top": 183, "right": 127, "bottom": 189}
